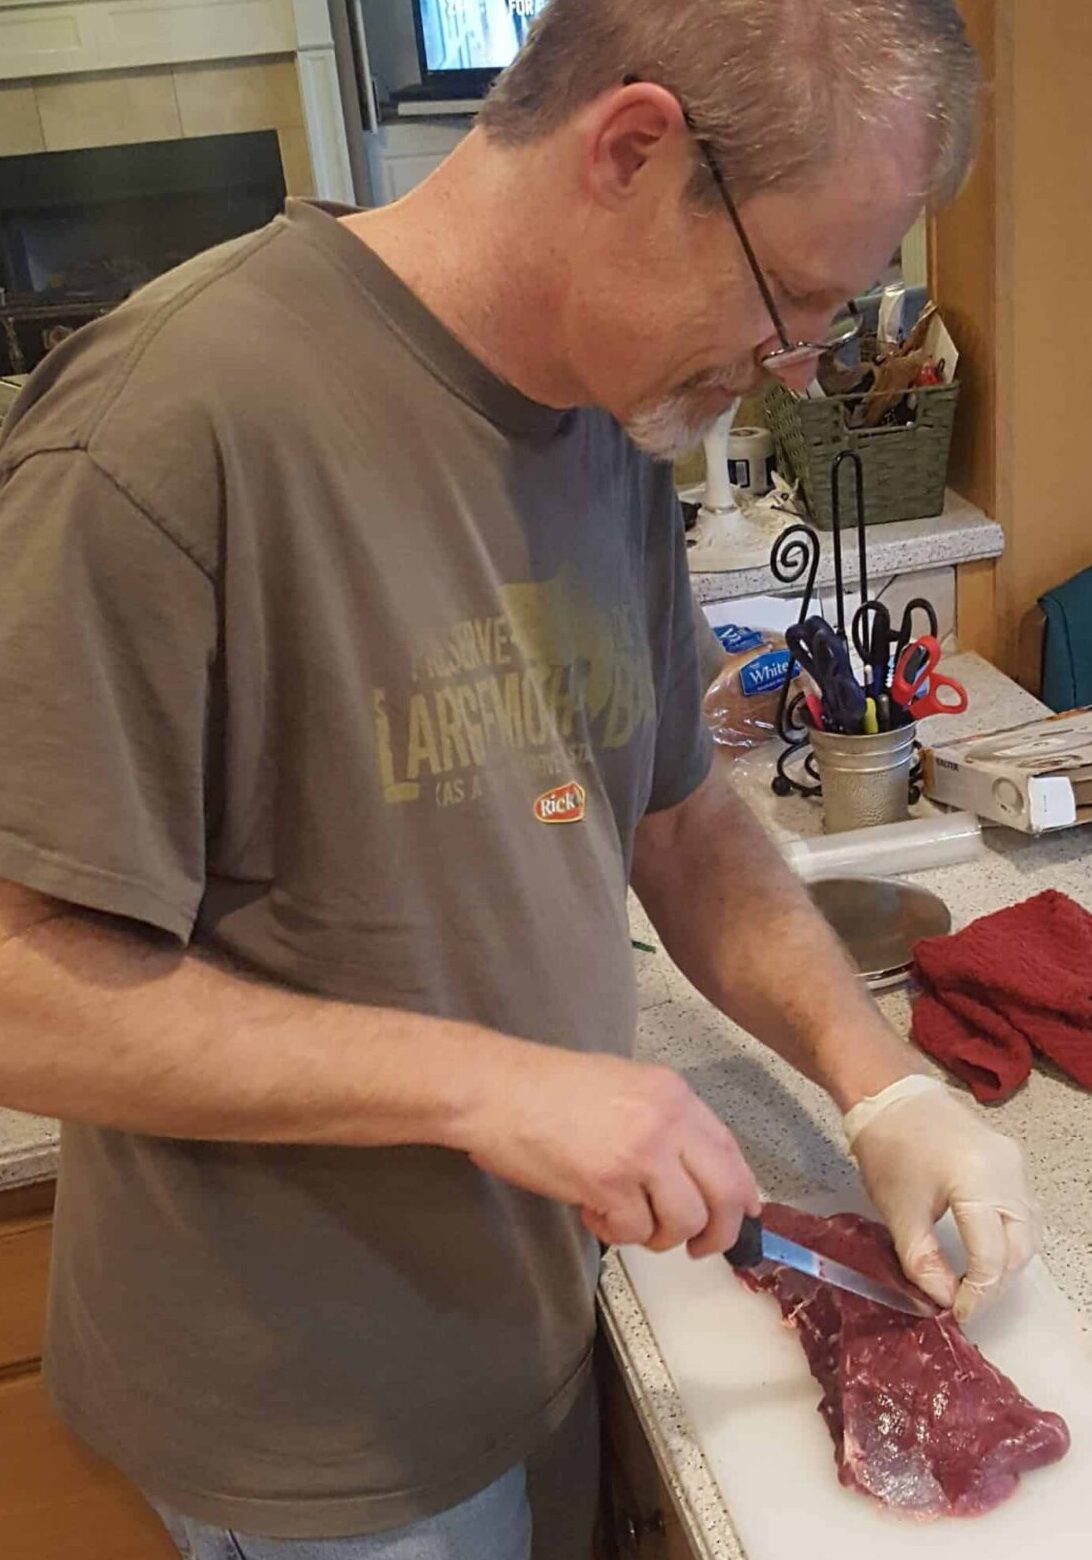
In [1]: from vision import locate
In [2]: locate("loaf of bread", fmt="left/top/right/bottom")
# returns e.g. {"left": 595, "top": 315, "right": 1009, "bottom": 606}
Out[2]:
{"left": 702, "top": 625, "right": 793, "bottom": 752}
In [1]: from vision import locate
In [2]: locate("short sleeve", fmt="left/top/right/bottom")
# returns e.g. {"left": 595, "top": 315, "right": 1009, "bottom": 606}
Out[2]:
{"left": 0, "top": 449, "right": 217, "bottom": 939}
{"left": 693, "top": 598, "right": 729, "bottom": 690}
{"left": 645, "top": 497, "right": 714, "bottom": 815}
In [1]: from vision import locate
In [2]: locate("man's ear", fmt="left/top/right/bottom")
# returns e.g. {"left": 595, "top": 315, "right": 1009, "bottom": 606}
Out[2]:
{"left": 584, "top": 82, "right": 689, "bottom": 209}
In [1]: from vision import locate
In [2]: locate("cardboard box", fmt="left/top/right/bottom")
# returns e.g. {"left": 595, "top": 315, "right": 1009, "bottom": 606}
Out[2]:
{"left": 922, "top": 708, "right": 1092, "bottom": 834}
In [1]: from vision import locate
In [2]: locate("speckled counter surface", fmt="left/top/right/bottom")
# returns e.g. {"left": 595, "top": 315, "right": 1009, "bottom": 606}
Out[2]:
{"left": 601, "top": 653, "right": 1092, "bottom": 1560}
{"left": 0, "top": 1109, "right": 58, "bottom": 1189}
{"left": 689, "top": 491, "right": 1002, "bottom": 605}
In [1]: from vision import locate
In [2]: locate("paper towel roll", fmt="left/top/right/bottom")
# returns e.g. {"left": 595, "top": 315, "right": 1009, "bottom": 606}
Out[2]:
{"left": 726, "top": 427, "right": 775, "bottom": 496}
{"left": 701, "top": 410, "right": 740, "bottom": 514}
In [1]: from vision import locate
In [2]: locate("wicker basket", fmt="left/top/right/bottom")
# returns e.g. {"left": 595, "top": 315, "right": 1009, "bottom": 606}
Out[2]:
{"left": 765, "top": 381, "right": 960, "bottom": 530}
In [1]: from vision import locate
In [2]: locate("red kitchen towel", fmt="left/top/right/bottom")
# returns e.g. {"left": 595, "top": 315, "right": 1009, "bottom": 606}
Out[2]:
{"left": 911, "top": 890, "right": 1092, "bottom": 1103}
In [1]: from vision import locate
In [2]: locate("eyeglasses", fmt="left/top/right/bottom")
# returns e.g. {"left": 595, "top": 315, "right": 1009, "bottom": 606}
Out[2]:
{"left": 621, "top": 76, "right": 861, "bottom": 373}
{"left": 691, "top": 132, "right": 861, "bottom": 373}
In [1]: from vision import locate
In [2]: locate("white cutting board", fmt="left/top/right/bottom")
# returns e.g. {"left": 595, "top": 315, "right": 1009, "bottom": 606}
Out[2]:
{"left": 620, "top": 1195, "right": 1092, "bottom": 1559}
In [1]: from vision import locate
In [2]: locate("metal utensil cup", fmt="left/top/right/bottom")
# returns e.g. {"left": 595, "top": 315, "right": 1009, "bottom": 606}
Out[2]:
{"left": 808, "top": 722, "right": 918, "bottom": 833}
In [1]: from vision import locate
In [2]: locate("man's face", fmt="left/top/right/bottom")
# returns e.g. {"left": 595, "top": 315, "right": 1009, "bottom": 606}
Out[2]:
{"left": 570, "top": 128, "right": 928, "bottom": 460}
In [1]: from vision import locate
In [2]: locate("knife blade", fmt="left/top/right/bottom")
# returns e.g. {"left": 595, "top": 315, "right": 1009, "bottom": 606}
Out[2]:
{"left": 726, "top": 1216, "right": 938, "bottom": 1319}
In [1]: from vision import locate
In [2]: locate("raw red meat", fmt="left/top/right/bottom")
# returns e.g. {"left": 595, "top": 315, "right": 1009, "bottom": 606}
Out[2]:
{"left": 738, "top": 1204, "right": 1070, "bottom": 1519}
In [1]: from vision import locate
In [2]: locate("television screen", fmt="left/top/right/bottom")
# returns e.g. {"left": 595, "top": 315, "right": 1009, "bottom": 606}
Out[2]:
{"left": 416, "top": 0, "right": 551, "bottom": 77}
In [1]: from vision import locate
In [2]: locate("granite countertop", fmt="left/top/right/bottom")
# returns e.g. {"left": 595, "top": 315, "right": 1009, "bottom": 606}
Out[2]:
{"left": 688, "top": 489, "right": 1003, "bottom": 605}
{"left": 601, "top": 652, "right": 1092, "bottom": 1560}
{"left": 0, "top": 1108, "right": 58, "bottom": 1189}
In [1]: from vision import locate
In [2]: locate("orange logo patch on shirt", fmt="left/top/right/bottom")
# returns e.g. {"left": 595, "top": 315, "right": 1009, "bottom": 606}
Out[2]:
{"left": 534, "top": 782, "right": 586, "bottom": 825}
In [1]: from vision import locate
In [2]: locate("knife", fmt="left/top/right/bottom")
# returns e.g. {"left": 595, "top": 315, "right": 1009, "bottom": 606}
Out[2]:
{"left": 726, "top": 1216, "right": 937, "bottom": 1319}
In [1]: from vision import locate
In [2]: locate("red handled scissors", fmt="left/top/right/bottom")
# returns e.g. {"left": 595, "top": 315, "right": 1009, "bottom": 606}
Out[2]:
{"left": 891, "top": 636, "right": 969, "bottom": 719}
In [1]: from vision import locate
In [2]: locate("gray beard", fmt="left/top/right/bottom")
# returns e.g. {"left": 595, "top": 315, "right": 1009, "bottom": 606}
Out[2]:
{"left": 624, "top": 397, "right": 726, "bottom": 461}
{"left": 623, "top": 370, "right": 755, "bottom": 462}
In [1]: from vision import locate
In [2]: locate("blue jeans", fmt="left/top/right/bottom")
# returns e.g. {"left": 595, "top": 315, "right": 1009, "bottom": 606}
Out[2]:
{"left": 151, "top": 1466, "right": 532, "bottom": 1560}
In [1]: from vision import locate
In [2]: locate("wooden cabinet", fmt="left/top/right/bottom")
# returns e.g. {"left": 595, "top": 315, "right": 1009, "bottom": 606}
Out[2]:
{"left": 934, "top": 0, "right": 1092, "bottom": 672}
{"left": 596, "top": 1342, "right": 697, "bottom": 1560}
{"left": 0, "top": 1373, "right": 177, "bottom": 1559}
{"left": 0, "top": 1184, "right": 53, "bottom": 1369}
{"left": 0, "top": 1180, "right": 176, "bottom": 1559}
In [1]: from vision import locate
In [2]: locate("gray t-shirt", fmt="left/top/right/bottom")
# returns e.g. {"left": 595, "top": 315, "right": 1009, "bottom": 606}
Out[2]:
{"left": 0, "top": 199, "right": 711, "bottom": 1538}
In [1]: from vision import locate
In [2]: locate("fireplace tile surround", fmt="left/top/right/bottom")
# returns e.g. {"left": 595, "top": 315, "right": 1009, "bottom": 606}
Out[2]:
{"left": 0, "top": 0, "right": 355, "bottom": 369}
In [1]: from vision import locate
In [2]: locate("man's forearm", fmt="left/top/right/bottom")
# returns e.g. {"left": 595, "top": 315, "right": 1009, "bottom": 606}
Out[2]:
{"left": 0, "top": 881, "right": 770, "bottom": 1254}
{"left": 632, "top": 765, "right": 923, "bottom": 1112}
{"left": 0, "top": 884, "right": 516, "bottom": 1147}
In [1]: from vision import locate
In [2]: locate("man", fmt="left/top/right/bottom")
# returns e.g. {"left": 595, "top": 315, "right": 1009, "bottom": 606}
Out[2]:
{"left": 0, "top": 2, "right": 1037, "bottom": 1557}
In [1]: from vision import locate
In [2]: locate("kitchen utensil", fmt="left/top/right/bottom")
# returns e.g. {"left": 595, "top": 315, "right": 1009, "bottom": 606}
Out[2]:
{"left": 618, "top": 1192, "right": 1092, "bottom": 1560}
{"left": 809, "top": 722, "right": 918, "bottom": 832}
{"left": 851, "top": 600, "right": 892, "bottom": 697}
{"left": 806, "top": 875, "right": 951, "bottom": 985}
{"left": 787, "top": 620, "right": 867, "bottom": 735}
{"left": 877, "top": 281, "right": 906, "bottom": 346}
{"left": 784, "top": 617, "right": 827, "bottom": 687}
{"left": 892, "top": 635, "right": 969, "bottom": 719}
{"left": 891, "top": 595, "right": 940, "bottom": 660}
{"left": 726, "top": 1214, "right": 937, "bottom": 1317}
{"left": 852, "top": 597, "right": 940, "bottom": 698}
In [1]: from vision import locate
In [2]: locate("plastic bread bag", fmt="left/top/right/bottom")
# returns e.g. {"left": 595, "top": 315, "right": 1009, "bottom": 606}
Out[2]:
{"left": 702, "top": 625, "right": 796, "bottom": 752}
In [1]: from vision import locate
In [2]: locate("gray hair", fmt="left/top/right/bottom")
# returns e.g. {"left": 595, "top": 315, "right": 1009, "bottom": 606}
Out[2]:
{"left": 479, "top": 0, "right": 980, "bottom": 207}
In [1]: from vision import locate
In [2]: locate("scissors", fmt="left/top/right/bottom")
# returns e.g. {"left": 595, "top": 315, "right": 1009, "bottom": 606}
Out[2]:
{"left": 852, "top": 601, "right": 894, "bottom": 697}
{"left": 852, "top": 597, "right": 941, "bottom": 698}
{"left": 788, "top": 618, "right": 868, "bottom": 734}
{"left": 891, "top": 635, "right": 969, "bottom": 719}
{"left": 892, "top": 597, "right": 940, "bottom": 660}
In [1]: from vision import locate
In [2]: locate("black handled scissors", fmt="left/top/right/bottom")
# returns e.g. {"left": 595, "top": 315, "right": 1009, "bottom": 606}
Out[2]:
{"left": 893, "top": 597, "right": 940, "bottom": 660}
{"left": 852, "top": 601, "right": 894, "bottom": 698}
{"left": 852, "top": 596, "right": 941, "bottom": 698}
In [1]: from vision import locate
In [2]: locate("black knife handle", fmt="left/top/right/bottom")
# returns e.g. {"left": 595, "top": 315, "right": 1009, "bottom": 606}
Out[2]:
{"left": 725, "top": 1215, "right": 764, "bottom": 1269}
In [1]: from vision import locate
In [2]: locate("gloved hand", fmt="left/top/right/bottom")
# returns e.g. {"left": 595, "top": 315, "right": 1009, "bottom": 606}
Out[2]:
{"left": 844, "top": 1075, "right": 1041, "bottom": 1322}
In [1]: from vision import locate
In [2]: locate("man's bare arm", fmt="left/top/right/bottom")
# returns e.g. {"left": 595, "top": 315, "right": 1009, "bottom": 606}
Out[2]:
{"left": 631, "top": 764, "right": 922, "bottom": 1112}
{"left": 0, "top": 878, "right": 758, "bottom": 1255}
{"left": 632, "top": 764, "right": 1041, "bottom": 1315}
{"left": 0, "top": 880, "right": 502, "bottom": 1147}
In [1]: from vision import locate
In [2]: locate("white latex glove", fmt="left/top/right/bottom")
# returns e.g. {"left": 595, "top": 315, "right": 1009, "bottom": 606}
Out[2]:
{"left": 845, "top": 1076, "right": 1041, "bottom": 1323}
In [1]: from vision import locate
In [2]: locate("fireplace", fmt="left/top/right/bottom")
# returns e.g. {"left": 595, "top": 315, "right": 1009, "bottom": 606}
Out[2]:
{"left": 0, "top": 130, "right": 286, "bottom": 374}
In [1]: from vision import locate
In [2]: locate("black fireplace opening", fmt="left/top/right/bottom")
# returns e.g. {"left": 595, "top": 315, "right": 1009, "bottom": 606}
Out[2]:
{"left": 0, "top": 130, "right": 286, "bottom": 373}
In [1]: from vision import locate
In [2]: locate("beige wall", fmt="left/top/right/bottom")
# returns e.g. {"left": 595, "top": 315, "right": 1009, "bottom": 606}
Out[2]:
{"left": 0, "top": 56, "right": 313, "bottom": 195}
